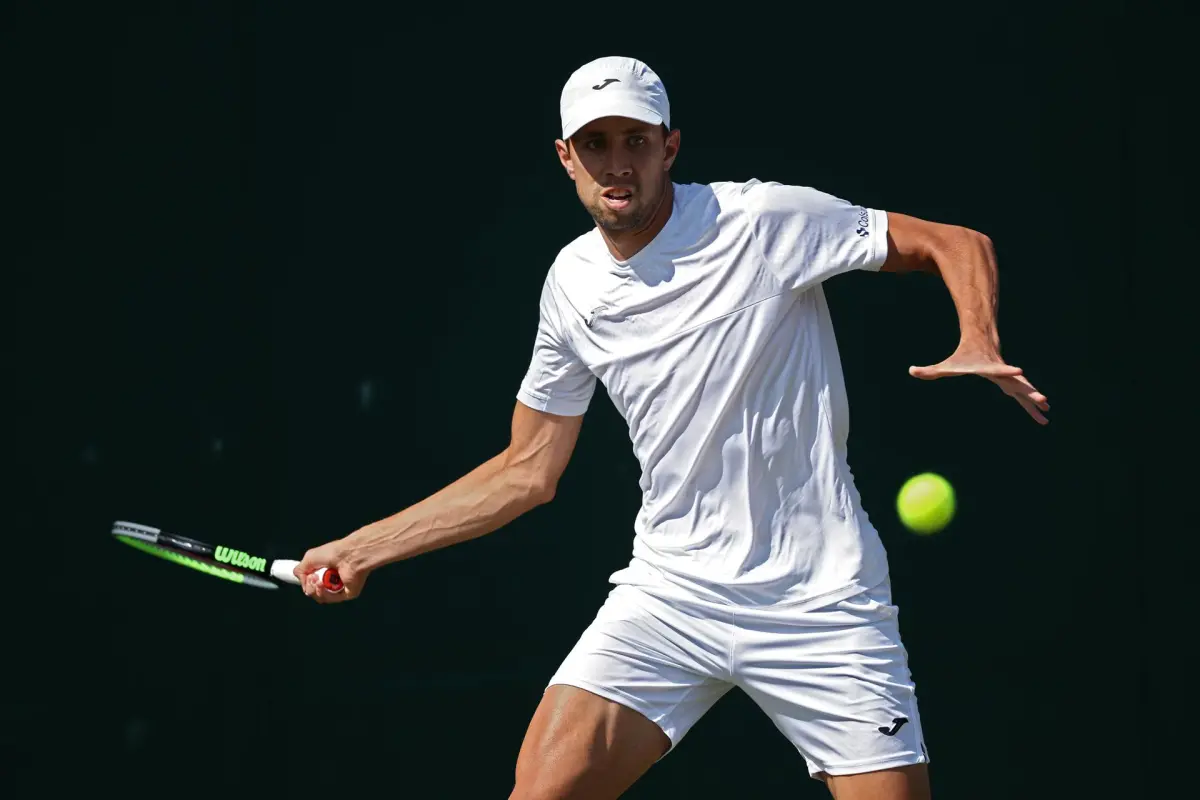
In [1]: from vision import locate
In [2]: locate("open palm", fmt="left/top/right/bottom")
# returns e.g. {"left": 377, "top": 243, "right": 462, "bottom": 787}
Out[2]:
{"left": 910, "top": 348, "right": 1050, "bottom": 425}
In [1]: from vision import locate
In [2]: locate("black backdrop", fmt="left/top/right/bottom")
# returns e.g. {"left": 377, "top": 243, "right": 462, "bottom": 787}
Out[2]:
{"left": 10, "top": 3, "right": 1152, "bottom": 797}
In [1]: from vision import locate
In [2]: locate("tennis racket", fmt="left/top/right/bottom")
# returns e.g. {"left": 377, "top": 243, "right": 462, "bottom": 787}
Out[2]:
{"left": 111, "top": 520, "right": 343, "bottom": 592}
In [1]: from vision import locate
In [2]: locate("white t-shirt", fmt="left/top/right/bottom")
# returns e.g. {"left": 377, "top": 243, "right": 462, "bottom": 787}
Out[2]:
{"left": 517, "top": 179, "right": 891, "bottom": 610}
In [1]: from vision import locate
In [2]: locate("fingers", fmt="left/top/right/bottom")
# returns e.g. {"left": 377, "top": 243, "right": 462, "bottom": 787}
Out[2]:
{"left": 302, "top": 572, "right": 321, "bottom": 601}
{"left": 1002, "top": 374, "right": 1049, "bottom": 408}
{"left": 909, "top": 354, "right": 1050, "bottom": 424}
{"left": 909, "top": 362, "right": 1024, "bottom": 380}
{"left": 293, "top": 547, "right": 321, "bottom": 582}
{"left": 295, "top": 558, "right": 333, "bottom": 603}
{"left": 303, "top": 571, "right": 346, "bottom": 604}
{"left": 909, "top": 364, "right": 954, "bottom": 380}
{"left": 303, "top": 572, "right": 324, "bottom": 601}
{"left": 300, "top": 564, "right": 362, "bottom": 604}
{"left": 1016, "top": 393, "right": 1050, "bottom": 425}
{"left": 290, "top": 541, "right": 360, "bottom": 604}
{"left": 971, "top": 363, "right": 1024, "bottom": 379}
{"left": 995, "top": 375, "right": 1050, "bottom": 423}
{"left": 912, "top": 363, "right": 1050, "bottom": 422}
{"left": 1010, "top": 374, "right": 1050, "bottom": 410}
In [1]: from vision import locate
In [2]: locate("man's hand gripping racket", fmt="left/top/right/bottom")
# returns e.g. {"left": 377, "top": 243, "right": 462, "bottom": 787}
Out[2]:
{"left": 292, "top": 539, "right": 369, "bottom": 604}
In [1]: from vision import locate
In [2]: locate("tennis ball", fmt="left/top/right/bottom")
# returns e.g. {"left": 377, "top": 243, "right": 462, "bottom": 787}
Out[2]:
{"left": 896, "top": 472, "right": 955, "bottom": 535}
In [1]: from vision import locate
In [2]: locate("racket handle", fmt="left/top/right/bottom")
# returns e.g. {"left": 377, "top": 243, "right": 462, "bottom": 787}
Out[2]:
{"left": 271, "top": 560, "right": 344, "bottom": 592}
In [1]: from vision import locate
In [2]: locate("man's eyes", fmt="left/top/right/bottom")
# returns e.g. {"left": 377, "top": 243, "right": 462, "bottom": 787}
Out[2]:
{"left": 584, "top": 136, "right": 647, "bottom": 150}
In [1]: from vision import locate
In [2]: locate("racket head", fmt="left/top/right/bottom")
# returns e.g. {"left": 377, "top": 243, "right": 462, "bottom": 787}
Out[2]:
{"left": 111, "top": 521, "right": 280, "bottom": 590}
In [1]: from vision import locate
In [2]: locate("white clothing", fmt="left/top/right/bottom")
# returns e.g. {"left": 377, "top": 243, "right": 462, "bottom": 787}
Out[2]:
{"left": 558, "top": 55, "right": 669, "bottom": 140}
{"left": 517, "top": 179, "right": 891, "bottom": 610}
{"left": 546, "top": 578, "right": 929, "bottom": 778}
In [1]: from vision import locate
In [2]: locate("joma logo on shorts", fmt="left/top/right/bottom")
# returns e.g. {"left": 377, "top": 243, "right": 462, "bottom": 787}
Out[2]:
{"left": 214, "top": 546, "right": 266, "bottom": 573}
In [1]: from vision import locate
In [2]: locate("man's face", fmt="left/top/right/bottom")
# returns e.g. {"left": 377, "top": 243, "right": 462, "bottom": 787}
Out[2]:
{"left": 556, "top": 117, "right": 680, "bottom": 233}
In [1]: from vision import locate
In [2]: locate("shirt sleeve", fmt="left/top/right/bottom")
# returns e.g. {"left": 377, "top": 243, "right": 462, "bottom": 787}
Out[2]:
{"left": 516, "top": 272, "right": 597, "bottom": 417}
{"left": 742, "top": 180, "right": 890, "bottom": 292}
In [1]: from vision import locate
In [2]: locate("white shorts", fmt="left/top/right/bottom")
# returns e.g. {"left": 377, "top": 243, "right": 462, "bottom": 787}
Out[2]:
{"left": 547, "top": 578, "right": 929, "bottom": 779}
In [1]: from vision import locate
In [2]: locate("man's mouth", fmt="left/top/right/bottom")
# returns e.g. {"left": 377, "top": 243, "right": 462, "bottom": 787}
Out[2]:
{"left": 601, "top": 188, "right": 633, "bottom": 210}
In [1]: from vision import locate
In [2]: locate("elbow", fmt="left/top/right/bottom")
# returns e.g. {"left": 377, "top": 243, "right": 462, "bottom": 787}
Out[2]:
{"left": 930, "top": 225, "right": 994, "bottom": 271}
{"left": 965, "top": 228, "right": 998, "bottom": 273}
{"left": 507, "top": 466, "right": 557, "bottom": 508}
{"left": 528, "top": 481, "right": 557, "bottom": 507}
{"left": 973, "top": 229, "right": 995, "bottom": 259}
{"left": 500, "top": 441, "right": 567, "bottom": 508}
{"left": 956, "top": 225, "right": 994, "bottom": 255}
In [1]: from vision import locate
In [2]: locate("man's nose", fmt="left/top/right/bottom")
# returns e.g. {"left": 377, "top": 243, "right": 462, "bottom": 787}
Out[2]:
{"left": 606, "top": 147, "right": 634, "bottom": 177}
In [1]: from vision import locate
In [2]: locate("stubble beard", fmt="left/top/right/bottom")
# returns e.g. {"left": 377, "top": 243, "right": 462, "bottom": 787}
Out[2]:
{"left": 586, "top": 180, "right": 661, "bottom": 233}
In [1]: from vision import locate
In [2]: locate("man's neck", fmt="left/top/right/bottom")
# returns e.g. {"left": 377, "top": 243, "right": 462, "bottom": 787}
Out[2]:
{"left": 600, "top": 180, "right": 674, "bottom": 262}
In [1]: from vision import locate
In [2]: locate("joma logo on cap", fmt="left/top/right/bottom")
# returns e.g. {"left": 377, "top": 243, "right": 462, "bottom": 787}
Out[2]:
{"left": 592, "top": 78, "right": 619, "bottom": 90}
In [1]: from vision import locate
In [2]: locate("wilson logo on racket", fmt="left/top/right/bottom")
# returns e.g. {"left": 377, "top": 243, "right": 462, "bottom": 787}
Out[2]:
{"left": 214, "top": 546, "right": 267, "bottom": 573}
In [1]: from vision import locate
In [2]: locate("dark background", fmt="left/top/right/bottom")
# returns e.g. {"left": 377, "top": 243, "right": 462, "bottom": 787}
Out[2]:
{"left": 9, "top": 2, "right": 1156, "bottom": 797}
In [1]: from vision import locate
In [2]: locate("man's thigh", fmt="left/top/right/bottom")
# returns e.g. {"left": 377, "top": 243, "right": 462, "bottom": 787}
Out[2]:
{"left": 511, "top": 585, "right": 734, "bottom": 799}
{"left": 511, "top": 684, "right": 669, "bottom": 800}
{"left": 823, "top": 764, "right": 931, "bottom": 800}
{"left": 737, "top": 580, "right": 931, "bottom": 790}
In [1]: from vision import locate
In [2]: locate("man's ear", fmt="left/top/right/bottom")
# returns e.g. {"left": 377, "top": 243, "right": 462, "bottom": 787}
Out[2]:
{"left": 555, "top": 138, "right": 576, "bottom": 180}
{"left": 663, "top": 128, "right": 681, "bottom": 172}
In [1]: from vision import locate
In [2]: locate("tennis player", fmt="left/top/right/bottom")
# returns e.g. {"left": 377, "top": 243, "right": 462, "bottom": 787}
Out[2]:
{"left": 295, "top": 56, "right": 1049, "bottom": 799}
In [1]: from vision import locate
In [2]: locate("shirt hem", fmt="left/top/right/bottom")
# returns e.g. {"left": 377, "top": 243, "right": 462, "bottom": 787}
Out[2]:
{"left": 516, "top": 388, "right": 590, "bottom": 417}
{"left": 608, "top": 560, "right": 890, "bottom": 612}
{"left": 866, "top": 207, "right": 890, "bottom": 270}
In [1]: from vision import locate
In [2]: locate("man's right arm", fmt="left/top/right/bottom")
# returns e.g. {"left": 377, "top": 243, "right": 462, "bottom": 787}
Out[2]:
{"left": 334, "top": 401, "right": 584, "bottom": 575}
{"left": 296, "top": 268, "right": 594, "bottom": 601}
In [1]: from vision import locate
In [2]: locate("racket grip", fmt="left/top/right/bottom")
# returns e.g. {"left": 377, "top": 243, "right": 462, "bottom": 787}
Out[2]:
{"left": 271, "top": 560, "right": 344, "bottom": 592}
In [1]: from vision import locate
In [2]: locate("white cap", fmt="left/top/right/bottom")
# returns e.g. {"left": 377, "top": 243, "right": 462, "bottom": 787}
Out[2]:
{"left": 559, "top": 56, "right": 670, "bottom": 140}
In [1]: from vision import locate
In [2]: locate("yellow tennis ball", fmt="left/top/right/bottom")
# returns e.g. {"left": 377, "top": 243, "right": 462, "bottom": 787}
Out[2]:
{"left": 896, "top": 472, "right": 956, "bottom": 534}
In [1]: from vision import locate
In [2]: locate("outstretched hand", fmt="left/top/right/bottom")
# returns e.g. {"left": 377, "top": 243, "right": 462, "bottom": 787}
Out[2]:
{"left": 909, "top": 346, "right": 1050, "bottom": 425}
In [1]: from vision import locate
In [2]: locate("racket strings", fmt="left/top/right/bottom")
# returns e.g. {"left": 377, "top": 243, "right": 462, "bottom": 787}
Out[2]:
{"left": 116, "top": 535, "right": 255, "bottom": 586}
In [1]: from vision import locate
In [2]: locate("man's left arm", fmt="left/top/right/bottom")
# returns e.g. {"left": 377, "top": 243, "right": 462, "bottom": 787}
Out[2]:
{"left": 880, "top": 211, "right": 1051, "bottom": 425}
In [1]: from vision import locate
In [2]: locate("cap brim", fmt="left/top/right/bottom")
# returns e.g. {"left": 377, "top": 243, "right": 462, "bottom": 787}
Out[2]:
{"left": 562, "top": 96, "right": 663, "bottom": 140}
